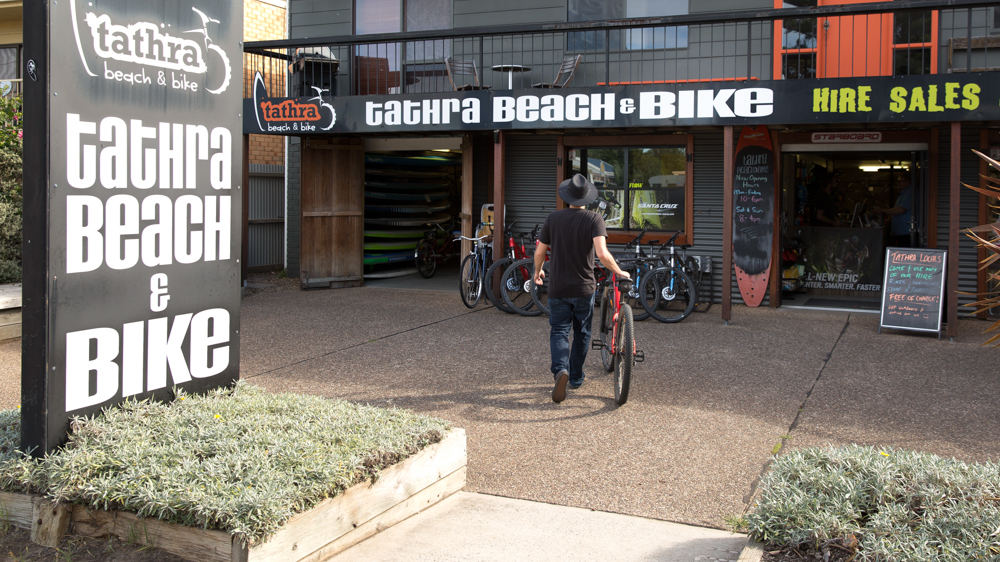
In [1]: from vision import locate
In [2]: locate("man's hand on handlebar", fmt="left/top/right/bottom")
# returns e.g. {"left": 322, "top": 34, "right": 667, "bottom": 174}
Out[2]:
{"left": 533, "top": 268, "right": 545, "bottom": 286}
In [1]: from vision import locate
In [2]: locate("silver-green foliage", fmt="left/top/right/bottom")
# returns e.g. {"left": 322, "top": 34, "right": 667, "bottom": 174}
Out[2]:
{"left": 0, "top": 383, "right": 450, "bottom": 546}
{"left": 746, "top": 445, "right": 1000, "bottom": 562}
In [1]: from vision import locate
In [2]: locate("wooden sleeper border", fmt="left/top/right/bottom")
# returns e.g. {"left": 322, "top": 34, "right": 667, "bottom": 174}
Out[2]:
{"left": 0, "top": 428, "right": 467, "bottom": 562}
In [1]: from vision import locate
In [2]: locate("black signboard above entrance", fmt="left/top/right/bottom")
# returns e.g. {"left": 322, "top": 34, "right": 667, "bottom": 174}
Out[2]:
{"left": 245, "top": 73, "right": 1000, "bottom": 135}
{"left": 879, "top": 247, "right": 947, "bottom": 336}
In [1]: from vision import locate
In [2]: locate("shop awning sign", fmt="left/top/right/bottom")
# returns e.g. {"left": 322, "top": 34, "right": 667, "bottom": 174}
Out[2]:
{"left": 245, "top": 73, "right": 1000, "bottom": 135}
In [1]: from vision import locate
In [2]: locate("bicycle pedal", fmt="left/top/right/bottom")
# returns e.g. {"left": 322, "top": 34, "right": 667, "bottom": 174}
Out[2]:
{"left": 634, "top": 350, "right": 645, "bottom": 363}
{"left": 591, "top": 340, "right": 605, "bottom": 350}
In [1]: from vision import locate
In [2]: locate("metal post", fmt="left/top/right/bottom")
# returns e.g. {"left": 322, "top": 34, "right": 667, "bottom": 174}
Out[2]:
{"left": 947, "top": 122, "right": 960, "bottom": 340}
{"left": 722, "top": 126, "right": 734, "bottom": 324}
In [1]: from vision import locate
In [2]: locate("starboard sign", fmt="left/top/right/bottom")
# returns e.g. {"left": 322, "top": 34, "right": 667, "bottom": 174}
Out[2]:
{"left": 22, "top": 0, "right": 242, "bottom": 454}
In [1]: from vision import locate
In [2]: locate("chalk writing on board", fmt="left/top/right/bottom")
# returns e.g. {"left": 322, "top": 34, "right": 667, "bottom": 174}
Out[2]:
{"left": 880, "top": 248, "right": 946, "bottom": 333}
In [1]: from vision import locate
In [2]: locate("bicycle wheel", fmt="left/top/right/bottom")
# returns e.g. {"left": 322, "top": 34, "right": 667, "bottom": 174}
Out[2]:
{"left": 640, "top": 265, "right": 696, "bottom": 323}
{"left": 683, "top": 256, "right": 702, "bottom": 304}
{"left": 484, "top": 257, "right": 515, "bottom": 313}
{"left": 599, "top": 286, "right": 614, "bottom": 372}
{"left": 613, "top": 303, "right": 634, "bottom": 406}
{"left": 459, "top": 254, "right": 482, "bottom": 308}
{"left": 500, "top": 258, "right": 540, "bottom": 316}
{"left": 529, "top": 261, "right": 551, "bottom": 315}
{"left": 622, "top": 266, "right": 650, "bottom": 321}
{"left": 415, "top": 239, "right": 436, "bottom": 278}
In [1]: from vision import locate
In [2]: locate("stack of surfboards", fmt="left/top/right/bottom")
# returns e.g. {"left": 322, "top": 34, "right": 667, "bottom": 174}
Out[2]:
{"left": 363, "top": 153, "right": 460, "bottom": 277}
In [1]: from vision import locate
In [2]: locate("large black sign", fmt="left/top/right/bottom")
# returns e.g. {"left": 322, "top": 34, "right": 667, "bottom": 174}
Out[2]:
{"left": 245, "top": 73, "right": 1000, "bottom": 135}
{"left": 880, "top": 247, "right": 946, "bottom": 335}
{"left": 23, "top": 0, "right": 242, "bottom": 453}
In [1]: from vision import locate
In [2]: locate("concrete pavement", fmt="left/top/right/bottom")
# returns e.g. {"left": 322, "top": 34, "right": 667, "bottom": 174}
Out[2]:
{"left": 2, "top": 278, "right": 998, "bottom": 560}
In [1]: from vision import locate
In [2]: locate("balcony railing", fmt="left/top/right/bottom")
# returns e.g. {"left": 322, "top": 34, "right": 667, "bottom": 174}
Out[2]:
{"left": 244, "top": 0, "right": 1000, "bottom": 99}
{"left": 1, "top": 79, "right": 21, "bottom": 98}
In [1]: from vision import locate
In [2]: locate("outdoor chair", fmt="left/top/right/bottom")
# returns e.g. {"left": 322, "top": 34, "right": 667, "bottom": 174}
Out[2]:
{"left": 445, "top": 57, "right": 490, "bottom": 91}
{"left": 531, "top": 54, "right": 582, "bottom": 89}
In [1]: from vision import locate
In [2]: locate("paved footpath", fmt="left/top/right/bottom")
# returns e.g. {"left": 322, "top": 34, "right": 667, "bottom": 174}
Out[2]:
{"left": 3, "top": 284, "right": 998, "bottom": 560}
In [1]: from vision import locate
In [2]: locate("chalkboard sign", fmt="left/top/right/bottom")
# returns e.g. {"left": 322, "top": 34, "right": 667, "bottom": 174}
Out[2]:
{"left": 879, "top": 247, "right": 947, "bottom": 334}
{"left": 732, "top": 126, "right": 775, "bottom": 307}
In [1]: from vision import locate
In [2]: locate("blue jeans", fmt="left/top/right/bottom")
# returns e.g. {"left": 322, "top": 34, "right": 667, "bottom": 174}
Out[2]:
{"left": 548, "top": 294, "right": 595, "bottom": 385}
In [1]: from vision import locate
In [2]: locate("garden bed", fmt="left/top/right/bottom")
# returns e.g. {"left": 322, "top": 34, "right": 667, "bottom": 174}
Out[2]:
{"left": 0, "top": 383, "right": 466, "bottom": 561}
{"left": 744, "top": 445, "right": 1000, "bottom": 562}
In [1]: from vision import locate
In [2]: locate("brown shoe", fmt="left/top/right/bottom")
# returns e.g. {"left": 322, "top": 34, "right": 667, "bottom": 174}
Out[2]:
{"left": 552, "top": 370, "right": 569, "bottom": 403}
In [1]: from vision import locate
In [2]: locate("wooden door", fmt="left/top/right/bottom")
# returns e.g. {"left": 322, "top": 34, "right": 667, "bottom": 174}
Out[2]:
{"left": 300, "top": 138, "right": 364, "bottom": 288}
{"left": 817, "top": 0, "right": 892, "bottom": 78}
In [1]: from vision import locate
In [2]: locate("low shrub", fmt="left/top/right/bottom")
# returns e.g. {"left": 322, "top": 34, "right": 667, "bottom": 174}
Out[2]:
{"left": 746, "top": 444, "right": 1000, "bottom": 561}
{"left": 0, "top": 94, "right": 22, "bottom": 284}
{"left": 0, "top": 383, "right": 451, "bottom": 546}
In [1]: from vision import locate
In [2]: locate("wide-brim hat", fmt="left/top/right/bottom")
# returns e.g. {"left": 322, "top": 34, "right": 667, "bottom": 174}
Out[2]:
{"left": 558, "top": 173, "right": 598, "bottom": 206}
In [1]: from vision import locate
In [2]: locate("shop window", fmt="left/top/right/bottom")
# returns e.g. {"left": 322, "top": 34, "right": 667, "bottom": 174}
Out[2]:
{"left": 892, "top": 11, "right": 933, "bottom": 75}
{"left": 565, "top": 136, "right": 692, "bottom": 244}
{"left": 568, "top": 0, "right": 688, "bottom": 52}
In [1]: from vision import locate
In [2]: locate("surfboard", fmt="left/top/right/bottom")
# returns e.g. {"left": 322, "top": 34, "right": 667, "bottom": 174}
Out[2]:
{"left": 363, "top": 239, "right": 420, "bottom": 251}
{"left": 364, "top": 212, "right": 452, "bottom": 227}
{"left": 363, "top": 250, "right": 415, "bottom": 265}
{"left": 365, "top": 154, "right": 461, "bottom": 167}
{"left": 732, "top": 125, "right": 775, "bottom": 308}
{"left": 365, "top": 190, "right": 449, "bottom": 201}
{"left": 364, "top": 267, "right": 419, "bottom": 279}
{"left": 364, "top": 180, "right": 450, "bottom": 192}
{"left": 364, "top": 201, "right": 451, "bottom": 214}
{"left": 364, "top": 229, "right": 427, "bottom": 238}
{"left": 366, "top": 167, "right": 449, "bottom": 179}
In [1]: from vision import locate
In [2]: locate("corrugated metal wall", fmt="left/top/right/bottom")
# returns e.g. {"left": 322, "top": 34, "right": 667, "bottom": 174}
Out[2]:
{"left": 687, "top": 130, "right": 739, "bottom": 307}
{"left": 504, "top": 134, "right": 560, "bottom": 234}
{"left": 248, "top": 164, "right": 286, "bottom": 272}
{"left": 936, "top": 124, "right": 983, "bottom": 316}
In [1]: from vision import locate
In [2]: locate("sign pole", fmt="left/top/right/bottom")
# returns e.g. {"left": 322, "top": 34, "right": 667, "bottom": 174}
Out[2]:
{"left": 21, "top": 0, "right": 50, "bottom": 455}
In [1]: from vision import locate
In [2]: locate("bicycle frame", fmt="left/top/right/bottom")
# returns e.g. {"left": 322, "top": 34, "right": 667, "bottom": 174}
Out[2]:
{"left": 600, "top": 274, "right": 644, "bottom": 364}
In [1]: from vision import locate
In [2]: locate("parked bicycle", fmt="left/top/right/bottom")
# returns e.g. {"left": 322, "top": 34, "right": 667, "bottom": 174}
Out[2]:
{"left": 484, "top": 222, "right": 540, "bottom": 314}
{"left": 457, "top": 224, "right": 493, "bottom": 308}
{"left": 592, "top": 274, "right": 644, "bottom": 406}
{"left": 638, "top": 231, "right": 699, "bottom": 323}
{"left": 414, "top": 222, "right": 462, "bottom": 279}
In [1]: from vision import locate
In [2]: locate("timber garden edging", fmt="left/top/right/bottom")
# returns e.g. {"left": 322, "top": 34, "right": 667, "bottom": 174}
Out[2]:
{"left": 0, "top": 428, "right": 467, "bottom": 561}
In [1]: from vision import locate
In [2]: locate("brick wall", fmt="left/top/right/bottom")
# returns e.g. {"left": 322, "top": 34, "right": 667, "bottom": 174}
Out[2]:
{"left": 245, "top": 0, "right": 286, "bottom": 167}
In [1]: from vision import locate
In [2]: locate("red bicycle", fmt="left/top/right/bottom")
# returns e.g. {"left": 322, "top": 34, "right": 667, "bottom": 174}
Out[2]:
{"left": 485, "top": 222, "right": 540, "bottom": 313}
{"left": 592, "top": 274, "right": 644, "bottom": 405}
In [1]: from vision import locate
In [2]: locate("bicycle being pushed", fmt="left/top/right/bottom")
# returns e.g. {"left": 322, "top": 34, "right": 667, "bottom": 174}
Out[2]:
{"left": 591, "top": 272, "right": 644, "bottom": 406}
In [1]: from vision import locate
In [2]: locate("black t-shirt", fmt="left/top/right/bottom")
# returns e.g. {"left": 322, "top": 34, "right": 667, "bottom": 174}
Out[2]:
{"left": 538, "top": 208, "right": 607, "bottom": 299}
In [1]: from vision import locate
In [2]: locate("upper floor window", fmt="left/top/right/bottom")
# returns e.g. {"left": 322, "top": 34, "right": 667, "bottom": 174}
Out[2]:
{"left": 356, "top": 0, "right": 401, "bottom": 35}
{"left": 568, "top": 0, "right": 688, "bottom": 51}
{"left": 893, "top": 11, "right": 933, "bottom": 75}
{"left": 778, "top": 0, "right": 816, "bottom": 79}
{"left": 0, "top": 46, "right": 19, "bottom": 80}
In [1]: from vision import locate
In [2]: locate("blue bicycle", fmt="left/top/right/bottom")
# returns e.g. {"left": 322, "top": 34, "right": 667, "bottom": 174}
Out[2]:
{"left": 458, "top": 225, "right": 493, "bottom": 308}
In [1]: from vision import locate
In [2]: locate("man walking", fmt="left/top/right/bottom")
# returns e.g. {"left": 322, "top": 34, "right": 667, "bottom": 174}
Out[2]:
{"left": 534, "top": 174, "right": 629, "bottom": 403}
